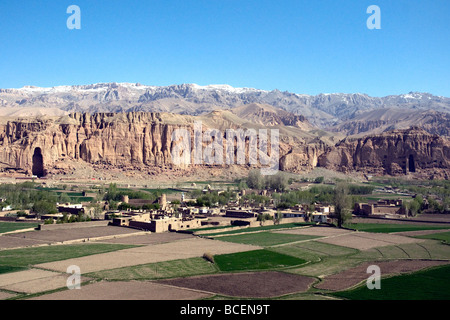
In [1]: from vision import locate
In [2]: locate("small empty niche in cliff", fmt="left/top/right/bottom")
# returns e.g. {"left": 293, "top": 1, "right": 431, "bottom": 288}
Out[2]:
{"left": 409, "top": 155, "right": 416, "bottom": 173}
{"left": 32, "top": 148, "right": 45, "bottom": 178}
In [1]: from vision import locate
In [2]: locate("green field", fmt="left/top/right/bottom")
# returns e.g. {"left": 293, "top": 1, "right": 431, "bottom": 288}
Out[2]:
{"left": 86, "top": 257, "right": 218, "bottom": 280}
{"left": 140, "top": 188, "right": 184, "bottom": 194}
{"left": 189, "top": 225, "right": 237, "bottom": 233}
{"left": 0, "top": 266, "right": 26, "bottom": 275}
{"left": 201, "top": 223, "right": 314, "bottom": 237}
{"left": 0, "top": 222, "right": 38, "bottom": 234}
{"left": 344, "top": 223, "right": 450, "bottom": 234}
{"left": 216, "top": 231, "right": 320, "bottom": 247}
{"left": 278, "top": 241, "right": 365, "bottom": 278}
{"left": 214, "top": 249, "right": 307, "bottom": 272}
{"left": 0, "top": 243, "right": 138, "bottom": 272}
{"left": 332, "top": 264, "right": 450, "bottom": 300}
{"left": 415, "top": 231, "right": 450, "bottom": 244}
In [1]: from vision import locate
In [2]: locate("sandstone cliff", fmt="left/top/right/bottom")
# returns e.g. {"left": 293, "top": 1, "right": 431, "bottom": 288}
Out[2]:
{"left": 0, "top": 112, "right": 321, "bottom": 177}
{"left": 1, "top": 113, "right": 448, "bottom": 180}
{"left": 317, "top": 128, "right": 450, "bottom": 179}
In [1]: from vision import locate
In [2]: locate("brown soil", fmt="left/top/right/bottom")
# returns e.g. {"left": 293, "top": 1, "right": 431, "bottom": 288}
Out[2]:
{"left": 92, "top": 232, "right": 193, "bottom": 245}
{"left": 29, "top": 280, "right": 212, "bottom": 300}
{"left": 0, "top": 235, "right": 44, "bottom": 249}
{"left": 274, "top": 226, "right": 354, "bottom": 237}
{"left": 0, "top": 291, "right": 15, "bottom": 300}
{"left": 157, "top": 271, "right": 316, "bottom": 298}
{"left": 0, "top": 268, "right": 93, "bottom": 295}
{"left": 392, "top": 229, "right": 450, "bottom": 237}
{"left": 315, "top": 260, "right": 450, "bottom": 291}
{"left": 317, "top": 232, "right": 424, "bottom": 250}
{"left": 6, "top": 226, "right": 141, "bottom": 243}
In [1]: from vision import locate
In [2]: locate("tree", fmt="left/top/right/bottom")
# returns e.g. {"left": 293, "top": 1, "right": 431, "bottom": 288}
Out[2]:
{"left": 402, "top": 202, "right": 410, "bottom": 216}
{"left": 32, "top": 200, "right": 57, "bottom": 219}
{"left": 333, "top": 182, "right": 352, "bottom": 228}
{"left": 104, "top": 183, "right": 119, "bottom": 201}
{"left": 238, "top": 180, "right": 248, "bottom": 191}
{"left": 444, "top": 197, "right": 450, "bottom": 213}
{"left": 409, "top": 199, "right": 421, "bottom": 217}
{"left": 247, "top": 170, "right": 264, "bottom": 189}
{"left": 257, "top": 213, "right": 272, "bottom": 226}
{"left": 305, "top": 203, "right": 315, "bottom": 222}
{"left": 257, "top": 213, "right": 267, "bottom": 226}
{"left": 267, "top": 173, "right": 288, "bottom": 191}
{"left": 274, "top": 210, "right": 283, "bottom": 225}
{"left": 314, "top": 176, "right": 324, "bottom": 184}
{"left": 58, "top": 192, "right": 71, "bottom": 204}
{"left": 88, "top": 202, "right": 103, "bottom": 219}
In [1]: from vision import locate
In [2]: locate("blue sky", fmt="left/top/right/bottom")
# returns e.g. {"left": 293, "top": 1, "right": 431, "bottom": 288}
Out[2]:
{"left": 0, "top": 0, "right": 449, "bottom": 97}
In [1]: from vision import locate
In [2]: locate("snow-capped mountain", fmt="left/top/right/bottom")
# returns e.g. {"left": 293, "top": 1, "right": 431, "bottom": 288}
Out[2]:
{"left": 0, "top": 83, "right": 449, "bottom": 129}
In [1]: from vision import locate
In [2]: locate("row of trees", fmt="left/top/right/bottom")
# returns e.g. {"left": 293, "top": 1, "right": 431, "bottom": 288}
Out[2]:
{"left": 428, "top": 196, "right": 450, "bottom": 214}
{"left": 44, "top": 213, "right": 92, "bottom": 225}
{"left": 103, "top": 183, "right": 159, "bottom": 202}
{"left": 245, "top": 170, "right": 290, "bottom": 191}
{"left": 193, "top": 190, "right": 237, "bottom": 208}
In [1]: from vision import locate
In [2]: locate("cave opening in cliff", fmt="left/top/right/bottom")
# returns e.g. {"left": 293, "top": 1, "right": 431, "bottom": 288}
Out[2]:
{"left": 32, "top": 148, "right": 45, "bottom": 178}
{"left": 409, "top": 155, "right": 416, "bottom": 173}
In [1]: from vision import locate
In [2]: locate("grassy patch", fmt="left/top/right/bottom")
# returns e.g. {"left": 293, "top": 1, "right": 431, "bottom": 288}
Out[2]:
{"left": 86, "top": 257, "right": 218, "bottom": 280}
{"left": 140, "top": 188, "right": 184, "bottom": 194}
{"left": 189, "top": 225, "right": 237, "bottom": 233}
{"left": 353, "top": 240, "right": 450, "bottom": 261}
{"left": 69, "top": 196, "right": 94, "bottom": 202}
{"left": 274, "top": 241, "right": 359, "bottom": 259}
{"left": 0, "top": 222, "right": 38, "bottom": 234}
{"left": 344, "top": 223, "right": 449, "bottom": 234}
{"left": 217, "top": 232, "right": 320, "bottom": 247}
{"left": 214, "top": 249, "right": 307, "bottom": 272}
{"left": 202, "top": 223, "right": 314, "bottom": 237}
{"left": 0, "top": 265, "right": 27, "bottom": 275}
{"left": 0, "top": 243, "right": 138, "bottom": 269}
{"left": 281, "top": 241, "right": 365, "bottom": 278}
{"left": 415, "top": 231, "right": 450, "bottom": 244}
{"left": 332, "top": 264, "right": 450, "bottom": 300}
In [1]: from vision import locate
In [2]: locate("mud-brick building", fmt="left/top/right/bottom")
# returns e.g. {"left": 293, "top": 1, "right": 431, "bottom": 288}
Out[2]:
{"left": 112, "top": 214, "right": 206, "bottom": 233}
{"left": 354, "top": 199, "right": 405, "bottom": 216}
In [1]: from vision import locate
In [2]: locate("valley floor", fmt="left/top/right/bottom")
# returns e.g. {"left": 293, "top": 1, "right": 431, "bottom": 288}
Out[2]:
{"left": 1, "top": 220, "right": 449, "bottom": 300}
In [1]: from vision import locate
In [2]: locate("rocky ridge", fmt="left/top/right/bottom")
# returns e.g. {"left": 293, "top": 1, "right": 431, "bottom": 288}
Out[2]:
{"left": 0, "top": 112, "right": 448, "bottom": 180}
{"left": 1, "top": 83, "right": 449, "bottom": 129}
{"left": 317, "top": 127, "right": 450, "bottom": 179}
{"left": 0, "top": 111, "right": 324, "bottom": 177}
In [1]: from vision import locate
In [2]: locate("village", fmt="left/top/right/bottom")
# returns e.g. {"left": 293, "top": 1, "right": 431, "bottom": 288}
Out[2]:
{"left": 0, "top": 178, "right": 414, "bottom": 234}
{"left": 0, "top": 176, "right": 449, "bottom": 302}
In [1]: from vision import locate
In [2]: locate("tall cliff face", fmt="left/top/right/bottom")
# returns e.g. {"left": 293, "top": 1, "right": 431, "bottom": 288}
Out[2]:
{"left": 0, "top": 112, "right": 322, "bottom": 176}
{"left": 0, "top": 112, "right": 181, "bottom": 175}
{"left": 2, "top": 113, "right": 448, "bottom": 179}
{"left": 318, "top": 128, "right": 450, "bottom": 179}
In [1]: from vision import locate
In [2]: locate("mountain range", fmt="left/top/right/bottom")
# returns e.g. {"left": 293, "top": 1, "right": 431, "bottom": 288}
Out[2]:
{"left": 1, "top": 83, "right": 449, "bottom": 137}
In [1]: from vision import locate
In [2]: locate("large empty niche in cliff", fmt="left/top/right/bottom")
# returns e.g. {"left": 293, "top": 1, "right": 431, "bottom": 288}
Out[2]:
{"left": 32, "top": 148, "right": 45, "bottom": 178}
{"left": 408, "top": 155, "right": 416, "bottom": 173}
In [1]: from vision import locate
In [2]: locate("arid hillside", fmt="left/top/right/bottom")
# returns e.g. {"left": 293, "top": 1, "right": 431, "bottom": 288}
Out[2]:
{"left": 0, "top": 111, "right": 448, "bottom": 180}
